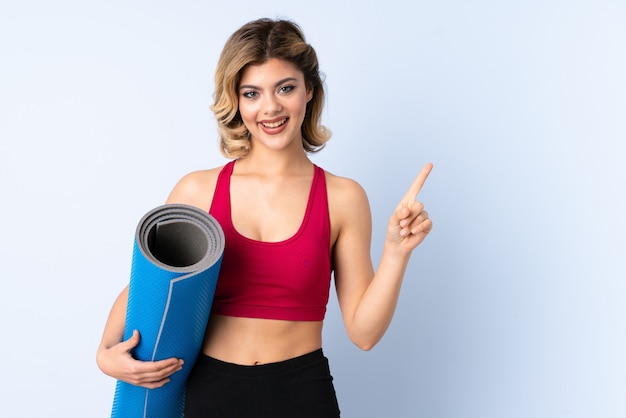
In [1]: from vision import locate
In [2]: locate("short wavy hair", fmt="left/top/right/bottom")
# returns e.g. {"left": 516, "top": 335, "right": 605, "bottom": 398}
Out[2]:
{"left": 212, "top": 18, "right": 331, "bottom": 158}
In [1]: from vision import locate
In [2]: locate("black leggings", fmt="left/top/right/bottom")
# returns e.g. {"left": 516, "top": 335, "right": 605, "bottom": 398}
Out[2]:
{"left": 184, "top": 349, "right": 340, "bottom": 417}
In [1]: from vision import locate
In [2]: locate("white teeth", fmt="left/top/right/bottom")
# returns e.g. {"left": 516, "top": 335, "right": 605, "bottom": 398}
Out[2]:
{"left": 261, "top": 118, "right": 286, "bottom": 128}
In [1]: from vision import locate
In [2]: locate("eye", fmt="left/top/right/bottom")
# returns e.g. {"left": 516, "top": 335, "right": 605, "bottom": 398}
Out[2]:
{"left": 242, "top": 91, "right": 258, "bottom": 99}
{"left": 278, "top": 85, "right": 295, "bottom": 94}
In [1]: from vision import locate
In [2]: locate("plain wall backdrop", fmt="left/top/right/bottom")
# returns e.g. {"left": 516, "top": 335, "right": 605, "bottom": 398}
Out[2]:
{"left": 1, "top": 1, "right": 624, "bottom": 417}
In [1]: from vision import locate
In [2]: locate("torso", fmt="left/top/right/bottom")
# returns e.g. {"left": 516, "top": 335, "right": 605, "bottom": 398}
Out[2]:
{"left": 202, "top": 316, "right": 323, "bottom": 365}
{"left": 229, "top": 162, "right": 315, "bottom": 243}
{"left": 177, "top": 159, "right": 342, "bottom": 365}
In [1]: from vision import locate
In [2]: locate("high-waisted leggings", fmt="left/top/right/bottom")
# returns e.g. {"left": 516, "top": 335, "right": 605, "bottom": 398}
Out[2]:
{"left": 184, "top": 349, "right": 341, "bottom": 417}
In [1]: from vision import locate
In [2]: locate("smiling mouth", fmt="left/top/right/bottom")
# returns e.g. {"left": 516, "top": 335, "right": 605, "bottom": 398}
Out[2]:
{"left": 260, "top": 118, "right": 288, "bottom": 128}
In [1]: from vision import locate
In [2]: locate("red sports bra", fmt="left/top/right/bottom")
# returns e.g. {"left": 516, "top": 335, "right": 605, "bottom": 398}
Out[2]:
{"left": 209, "top": 160, "right": 332, "bottom": 321}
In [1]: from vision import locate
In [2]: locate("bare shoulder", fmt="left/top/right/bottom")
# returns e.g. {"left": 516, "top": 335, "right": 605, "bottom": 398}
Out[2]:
{"left": 323, "top": 170, "right": 371, "bottom": 223}
{"left": 166, "top": 166, "right": 225, "bottom": 211}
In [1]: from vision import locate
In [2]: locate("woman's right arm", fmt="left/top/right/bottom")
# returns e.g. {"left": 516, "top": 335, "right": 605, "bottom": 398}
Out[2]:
{"left": 96, "top": 286, "right": 183, "bottom": 389}
{"left": 96, "top": 168, "right": 218, "bottom": 387}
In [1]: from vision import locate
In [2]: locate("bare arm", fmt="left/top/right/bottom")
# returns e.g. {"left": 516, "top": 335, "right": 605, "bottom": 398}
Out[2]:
{"left": 96, "top": 287, "right": 184, "bottom": 388}
{"left": 331, "top": 164, "right": 433, "bottom": 350}
{"left": 165, "top": 168, "right": 219, "bottom": 209}
{"left": 96, "top": 168, "right": 220, "bottom": 386}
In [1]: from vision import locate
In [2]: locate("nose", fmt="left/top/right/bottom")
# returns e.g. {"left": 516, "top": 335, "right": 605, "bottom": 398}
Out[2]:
{"left": 262, "top": 93, "right": 282, "bottom": 114}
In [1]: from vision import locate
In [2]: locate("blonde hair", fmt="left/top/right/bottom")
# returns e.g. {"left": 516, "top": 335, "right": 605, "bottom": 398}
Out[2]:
{"left": 212, "top": 18, "right": 331, "bottom": 158}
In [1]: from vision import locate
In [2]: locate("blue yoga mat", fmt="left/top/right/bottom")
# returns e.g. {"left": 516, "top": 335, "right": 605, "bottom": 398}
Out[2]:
{"left": 111, "top": 204, "right": 224, "bottom": 418}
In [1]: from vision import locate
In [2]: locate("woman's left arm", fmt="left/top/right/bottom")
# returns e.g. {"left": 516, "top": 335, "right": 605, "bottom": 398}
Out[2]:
{"left": 331, "top": 164, "right": 433, "bottom": 350}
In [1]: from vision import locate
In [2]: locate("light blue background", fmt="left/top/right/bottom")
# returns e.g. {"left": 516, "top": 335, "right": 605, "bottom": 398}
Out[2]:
{"left": 1, "top": 1, "right": 624, "bottom": 417}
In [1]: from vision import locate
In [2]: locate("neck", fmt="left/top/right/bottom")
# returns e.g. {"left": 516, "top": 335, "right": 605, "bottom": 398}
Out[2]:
{"left": 239, "top": 147, "right": 312, "bottom": 175}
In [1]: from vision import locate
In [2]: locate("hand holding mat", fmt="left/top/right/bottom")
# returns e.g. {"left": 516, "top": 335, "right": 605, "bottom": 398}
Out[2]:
{"left": 111, "top": 204, "right": 224, "bottom": 418}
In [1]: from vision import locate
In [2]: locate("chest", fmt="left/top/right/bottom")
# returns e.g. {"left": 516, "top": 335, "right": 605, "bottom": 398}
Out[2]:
{"left": 229, "top": 174, "right": 313, "bottom": 243}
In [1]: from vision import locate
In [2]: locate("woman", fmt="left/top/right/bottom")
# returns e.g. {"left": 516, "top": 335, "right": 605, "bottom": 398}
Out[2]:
{"left": 97, "top": 18, "right": 432, "bottom": 417}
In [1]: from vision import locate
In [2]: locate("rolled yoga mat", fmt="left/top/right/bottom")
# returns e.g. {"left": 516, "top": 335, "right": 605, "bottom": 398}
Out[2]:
{"left": 111, "top": 204, "right": 225, "bottom": 418}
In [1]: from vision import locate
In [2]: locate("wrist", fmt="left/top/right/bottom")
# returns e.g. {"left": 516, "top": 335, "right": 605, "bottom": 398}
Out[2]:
{"left": 383, "top": 240, "right": 413, "bottom": 259}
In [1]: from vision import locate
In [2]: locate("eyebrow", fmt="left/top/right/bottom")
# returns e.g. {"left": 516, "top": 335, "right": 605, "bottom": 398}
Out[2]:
{"left": 238, "top": 77, "right": 300, "bottom": 91}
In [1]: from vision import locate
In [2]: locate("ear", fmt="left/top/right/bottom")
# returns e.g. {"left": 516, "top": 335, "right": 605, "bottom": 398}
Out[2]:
{"left": 306, "top": 86, "right": 314, "bottom": 102}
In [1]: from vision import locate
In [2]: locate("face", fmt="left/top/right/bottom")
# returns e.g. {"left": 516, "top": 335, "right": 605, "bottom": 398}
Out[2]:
{"left": 238, "top": 58, "right": 312, "bottom": 153}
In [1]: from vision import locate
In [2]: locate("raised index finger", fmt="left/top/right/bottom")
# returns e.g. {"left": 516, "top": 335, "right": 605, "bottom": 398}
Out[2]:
{"left": 401, "top": 162, "right": 433, "bottom": 207}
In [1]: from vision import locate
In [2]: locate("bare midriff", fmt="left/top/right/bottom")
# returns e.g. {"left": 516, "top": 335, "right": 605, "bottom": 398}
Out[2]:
{"left": 201, "top": 315, "right": 323, "bottom": 365}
